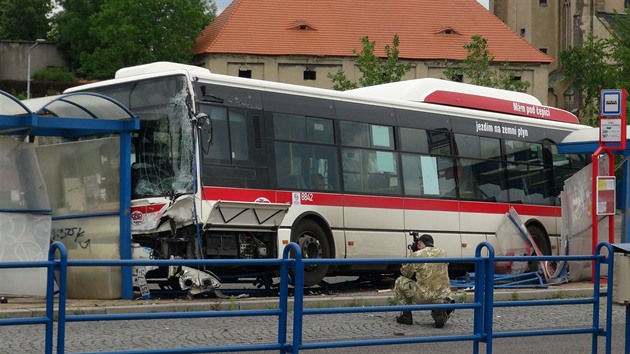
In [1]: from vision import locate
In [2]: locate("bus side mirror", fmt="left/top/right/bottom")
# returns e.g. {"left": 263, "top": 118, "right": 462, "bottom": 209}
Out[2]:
{"left": 194, "top": 113, "right": 213, "bottom": 145}
{"left": 195, "top": 113, "right": 209, "bottom": 126}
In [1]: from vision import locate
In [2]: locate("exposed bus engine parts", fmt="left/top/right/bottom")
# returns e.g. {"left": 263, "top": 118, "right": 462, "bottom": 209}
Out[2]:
{"left": 129, "top": 194, "right": 289, "bottom": 291}
{"left": 173, "top": 266, "right": 221, "bottom": 295}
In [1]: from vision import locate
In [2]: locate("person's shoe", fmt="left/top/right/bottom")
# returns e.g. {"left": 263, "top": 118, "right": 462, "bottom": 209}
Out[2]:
{"left": 433, "top": 310, "right": 446, "bottom": 328}
{"left": 396, "top": 311, "right": 413, "bottom": 325}
{"left": 446, "top": 299, "right": 455, "bottom": 316}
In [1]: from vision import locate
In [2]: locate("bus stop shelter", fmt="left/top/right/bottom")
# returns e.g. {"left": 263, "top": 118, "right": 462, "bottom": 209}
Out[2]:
{"left": 558, "top": 125, "right": 630, "bottom": 244}
{"left": 0, "top": 91, "right": 139, "bottom": 299}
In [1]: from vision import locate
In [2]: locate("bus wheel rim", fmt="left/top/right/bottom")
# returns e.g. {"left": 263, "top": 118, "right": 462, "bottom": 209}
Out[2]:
{"left": 297, "top": 234, "right": 322, "bottom": 270}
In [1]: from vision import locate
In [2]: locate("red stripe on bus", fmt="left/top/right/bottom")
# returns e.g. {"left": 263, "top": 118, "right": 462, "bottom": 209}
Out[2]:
{"left": 511, "top": 204, "right": 561, "bottom": 217}
{"left": 403, "top": 198, "right": 459, "bottom": 212}
{"left": 424, "top": 91, "right": 580, "bottom": 124}
{"left": 201, "top": 186, "right": 560, "bottom": 216}
{"left": 458, "top": 201, "right": 509, "bottom": 214}
{"left": 202, "top": 187, "right": 277, "bottom": 202}
{"left": 131, "top": 204, "right": 167, "bottom": 214}
{"left": 273, "top": 191, "right": 345, "bottom": 206}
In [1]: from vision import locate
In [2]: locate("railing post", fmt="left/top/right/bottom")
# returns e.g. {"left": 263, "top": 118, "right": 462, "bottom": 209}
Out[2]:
{"left": 290, "top": 243, "right": 304, "bottom": 354}
{"left": 595, "top": 242, "right": 614, "bottom": 354}
{"left": 472, "top": 245, "right": 484, "bottom": 353}
{"left": 474, "top": 241, "right": 494, "bottom": 354}
{"left": 46, "top": 242, "right": 67, "bottom": 354}
{"left": 280, "top": 243, "right": 301, "bottom": 354}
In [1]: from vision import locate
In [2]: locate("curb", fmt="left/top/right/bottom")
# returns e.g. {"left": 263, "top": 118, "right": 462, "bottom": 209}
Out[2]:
{"left": 0, "top": 285, "right": 604, "bottom": 319}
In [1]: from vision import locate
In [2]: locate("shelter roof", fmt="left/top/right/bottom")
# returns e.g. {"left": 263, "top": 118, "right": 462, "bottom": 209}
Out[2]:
{"left": 558, "top": 126, "right": 630, "bottom": 154}
{"left": 0, "top": 91, "right": 138, "bottom": 137}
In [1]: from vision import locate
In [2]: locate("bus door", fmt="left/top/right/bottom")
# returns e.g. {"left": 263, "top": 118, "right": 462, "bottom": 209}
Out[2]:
{"left": 400, "top": 127, "right": 462, "bottom": 257}
{"left": 340, "top": 121, "right": 406, "bottom": 258}
{"left": 402, "top": 153, "right": 462, "bottom": 258}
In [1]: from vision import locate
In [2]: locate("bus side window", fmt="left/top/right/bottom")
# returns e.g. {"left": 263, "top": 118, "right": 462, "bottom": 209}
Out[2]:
{"left": 402, "top": 153, "right": 454, "bottom": 198}
{"left": 340, "top": 121, "right": 370, "bottom": 147}
{"left": 280, "top": 174, "right": 306, "bottom": 189}
{"left": 229, "top": 110, "right": 249, "bottom": 161}
{"left": 456, "top": 158, "right": 482, "bottom": 200}
{"left": 402, "top": 153, "right": 423, "bottom": 196}
{"left": 275, "top": 142, "right": 339, "bottom": 191}
{"left": 200, "top": 105, "right": 230, "bottom": 162}
{"left": 342, "top": 147, "right": 364, "bottom": 192}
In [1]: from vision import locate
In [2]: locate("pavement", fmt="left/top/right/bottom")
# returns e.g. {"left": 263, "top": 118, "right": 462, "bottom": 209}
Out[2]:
{"left": 1, "top": 280, "right": 621, "bottom": 354}
{"left": 0, "top": 280, "right": 607, "bottom": 319}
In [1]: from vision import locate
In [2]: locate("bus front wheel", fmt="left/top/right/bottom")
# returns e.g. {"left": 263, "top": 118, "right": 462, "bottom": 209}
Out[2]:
{"left": 293, "top": 219, "right": 331, "bottom": 287}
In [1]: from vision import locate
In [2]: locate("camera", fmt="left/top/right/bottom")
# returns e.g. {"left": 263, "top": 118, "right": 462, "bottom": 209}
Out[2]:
{"left": 408, "top": 231, "right": 421, "bottom": 252}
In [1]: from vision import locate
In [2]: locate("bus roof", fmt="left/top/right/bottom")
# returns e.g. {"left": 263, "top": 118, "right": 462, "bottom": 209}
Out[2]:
{"left": 347, "top": 78, "right": 542, "bottom": 105}
{"left": 115, "top": 61, "right": 211, "bottom": 80}
{"left": 346, "top": 78, "right": 579, "bottom": 124}
{"left": 66, "top": 62, "right": 579, "bottom": 125}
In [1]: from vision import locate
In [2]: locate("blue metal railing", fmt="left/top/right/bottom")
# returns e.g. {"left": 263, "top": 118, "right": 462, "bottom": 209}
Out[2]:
{"left": 0, "top": 241, "right": 614, "bottom": 353}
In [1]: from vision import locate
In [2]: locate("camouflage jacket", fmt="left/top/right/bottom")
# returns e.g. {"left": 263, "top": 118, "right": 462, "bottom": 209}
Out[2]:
{"left": 396, "top": 246, "right": 451, "bottom": 303}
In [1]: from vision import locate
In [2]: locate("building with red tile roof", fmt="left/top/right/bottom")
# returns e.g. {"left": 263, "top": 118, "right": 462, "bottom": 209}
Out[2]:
{"left": 194, "top": 0, "right": 554, "bottom": 103}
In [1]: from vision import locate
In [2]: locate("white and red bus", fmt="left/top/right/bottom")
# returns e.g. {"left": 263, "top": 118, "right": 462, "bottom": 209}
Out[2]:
{"left": 66, "top": 62, "right": 590, "bottom": 287}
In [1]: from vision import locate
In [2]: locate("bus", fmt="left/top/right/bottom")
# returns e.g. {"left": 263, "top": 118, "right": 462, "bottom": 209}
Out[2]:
{"left": 65, "top": 62, "right": 590, "bottom": 287}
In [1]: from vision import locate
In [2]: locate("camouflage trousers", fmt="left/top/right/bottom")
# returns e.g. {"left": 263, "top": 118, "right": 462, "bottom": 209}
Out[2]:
{"left": 392, "top": 275, "right": 450, "bottom": 305}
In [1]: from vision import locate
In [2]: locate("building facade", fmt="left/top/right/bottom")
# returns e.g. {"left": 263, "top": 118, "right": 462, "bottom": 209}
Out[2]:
{"left": 491, "top": 0, "right": 629, "bottom": 111}
{"left": 0, "top": 41, "right": 65, "bottom": 81}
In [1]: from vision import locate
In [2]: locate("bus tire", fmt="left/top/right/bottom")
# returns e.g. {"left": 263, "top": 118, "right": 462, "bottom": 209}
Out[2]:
{"left": 527, "top": 224, "right": 551, "bottom": 273}
{"left": 293, "top": 219, "right": 331, "bottom": 287}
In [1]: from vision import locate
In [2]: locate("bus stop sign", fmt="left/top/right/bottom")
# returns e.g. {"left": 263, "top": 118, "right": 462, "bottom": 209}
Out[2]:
{"left": 599, "top": 89, "right": 626, "bottom": 150}
{"left": 601, "top": 89, "right": 623, "bottom": 116}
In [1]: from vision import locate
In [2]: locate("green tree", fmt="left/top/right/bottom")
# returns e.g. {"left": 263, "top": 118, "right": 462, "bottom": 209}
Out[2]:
{"left": 0, "top": 0, "right": 51, "bottom": 40}
{"left": 328, "top": 34, "right": 412, "bottom": 91}
{"left": 443, "top": 34, "right": 531, "bottom": 93}
{"left": 54, "top": 0, "right": 214, "bottom": 79}
{"left": 53, "top": 0, "right": 106, "bottom": 71}
{"left": 202, "top": 0, "right": 218, "bottom": 19}
{"left": 33, "top": 66, "right": 78, "bottom": 82}
{"left": 560, "top": 33, "right": 615, "bottom": 126}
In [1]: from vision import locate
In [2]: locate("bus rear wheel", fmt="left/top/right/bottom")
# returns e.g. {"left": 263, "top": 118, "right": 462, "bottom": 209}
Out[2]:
{"left": 293, "top": 219, "right": 330, "bottom": 287}
{"left": 527, "top": 224, "right": 552, "bottom": 274}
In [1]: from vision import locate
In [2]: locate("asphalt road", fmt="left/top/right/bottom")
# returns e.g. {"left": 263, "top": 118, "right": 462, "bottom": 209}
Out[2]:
{"left": 1, "top": 302, "right": 627, "bottom": 353}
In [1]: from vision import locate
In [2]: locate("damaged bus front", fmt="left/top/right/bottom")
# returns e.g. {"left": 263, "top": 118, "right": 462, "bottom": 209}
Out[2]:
{"left": 67, "top": 65, "right": 289, "bottom": 295}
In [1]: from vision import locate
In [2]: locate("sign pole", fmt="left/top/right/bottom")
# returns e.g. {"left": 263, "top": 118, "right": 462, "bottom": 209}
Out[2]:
{"left": 592, "top": 89, "right": 627, "bottom": 281}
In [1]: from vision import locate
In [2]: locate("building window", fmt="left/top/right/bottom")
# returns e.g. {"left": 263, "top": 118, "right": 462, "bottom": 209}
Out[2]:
{"left": 513, "top": 76, "right": 522, "bottom": 82}
{"left": 238, "top": 69, "right": 252, "bottom": 78}
{"left": 562, "top": 0, "right": 571, "bottom": 50}
{"left": 539, "top": 0, "right": 547, "bottom": 6}
{"left": 520, "top": 28, "right": 526, "bottom": 37}
{"left": 303, "top": 69, "right": 317, "bottom": 80}
{"left": 539, "top": 48, "right": 548, "bottom": 54}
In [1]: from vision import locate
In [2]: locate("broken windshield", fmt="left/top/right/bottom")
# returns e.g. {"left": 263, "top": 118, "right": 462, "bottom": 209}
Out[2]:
{"left": 85, "top": 75, "right": 194, "bottom": 198}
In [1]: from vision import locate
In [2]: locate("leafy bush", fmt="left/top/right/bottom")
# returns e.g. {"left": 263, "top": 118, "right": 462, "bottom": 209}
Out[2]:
{"left": 33, "top": 67, "right": 77, "bottom": 82}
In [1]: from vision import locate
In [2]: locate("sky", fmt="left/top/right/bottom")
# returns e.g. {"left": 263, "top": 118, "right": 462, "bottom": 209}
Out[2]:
{"left": 215, "top": 0, "right": 233, "bottom": 13}
{"left": 215, "top": 0, "right": 490, "bottom": 13}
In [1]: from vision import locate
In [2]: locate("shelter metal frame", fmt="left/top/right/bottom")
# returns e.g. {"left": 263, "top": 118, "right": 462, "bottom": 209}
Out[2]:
{"left": 0, "top": 91, "right": 139, "bottom": 299}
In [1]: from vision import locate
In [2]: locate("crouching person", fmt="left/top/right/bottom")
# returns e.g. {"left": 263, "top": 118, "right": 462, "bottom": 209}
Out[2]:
{"left": 393, "top": 233, "right": 453, "bottom": 328}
